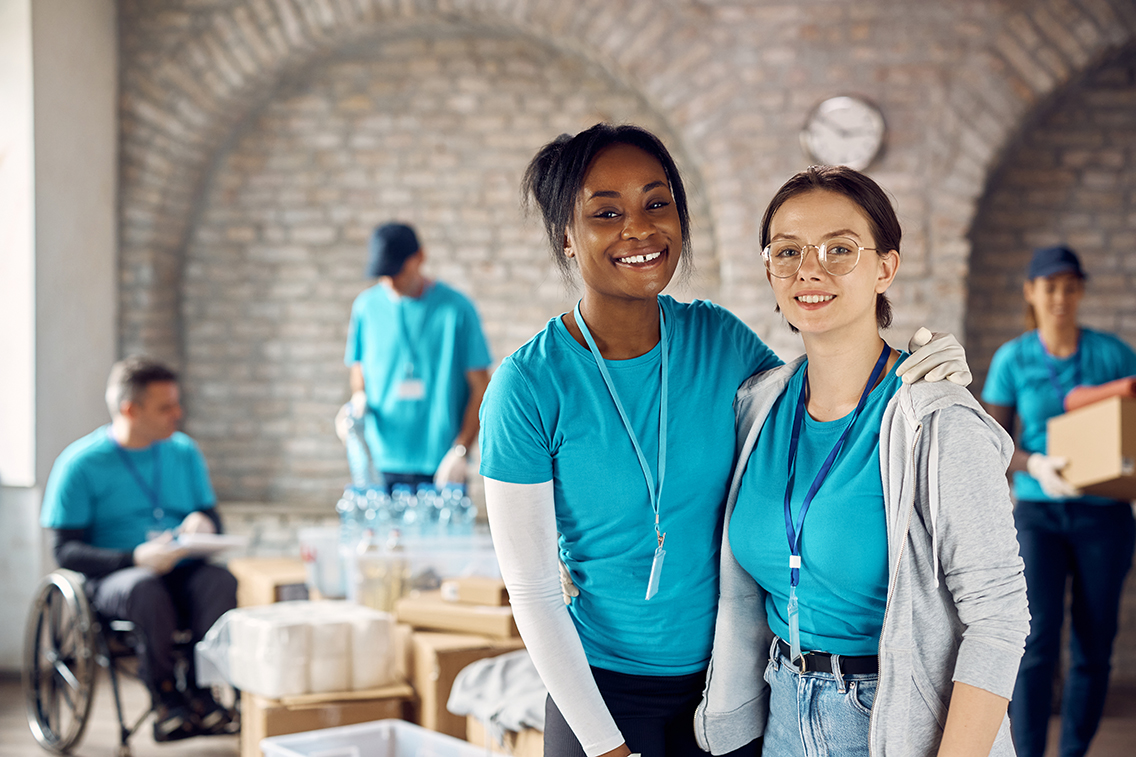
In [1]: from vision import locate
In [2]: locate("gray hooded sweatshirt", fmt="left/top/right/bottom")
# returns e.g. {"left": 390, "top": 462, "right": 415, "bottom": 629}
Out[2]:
{"left": 695, "top": 357, "right": 1030, "bottom": 756}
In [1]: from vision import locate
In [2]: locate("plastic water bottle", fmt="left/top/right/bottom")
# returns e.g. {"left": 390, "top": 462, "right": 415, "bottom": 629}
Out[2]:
{"left": 415, "top": 484, "right": 441, "bottom": 536}
{"left": 437, "top": 484, "right": 459, "bottom": 535}
{"left": 381, "top": 528, "right": 408, "bottom": 612}
{"left": 455, "top": 486, "right": 477, "bottom": 535}
{"left": 342, "top": 409, "right": 385, "bottom": 490}
{"left": 359, "top": 486, "right": 390, "bottom": 540}
{"left": 389, "top": 484, "right": 414, "bottom": 531}
{"left": 336, "top": 486, "right": 361, "bottom": 547}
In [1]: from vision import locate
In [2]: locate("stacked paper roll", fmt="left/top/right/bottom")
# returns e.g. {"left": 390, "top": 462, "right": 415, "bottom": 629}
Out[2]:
{"left": 228, "top": 610, "right": 310, "bottom": 697}
{"left": 219, "top": 601, "right": 396, "bottom": 697}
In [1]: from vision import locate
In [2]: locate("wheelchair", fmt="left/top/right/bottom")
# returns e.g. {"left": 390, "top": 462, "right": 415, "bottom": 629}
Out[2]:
{"left": 22, "top": 569, "right": 209, "bottom": 756}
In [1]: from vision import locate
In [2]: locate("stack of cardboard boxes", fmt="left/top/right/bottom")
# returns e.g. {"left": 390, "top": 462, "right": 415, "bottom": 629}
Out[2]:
{"left": 227, "top": 558, "right": 543, "bottom": 757}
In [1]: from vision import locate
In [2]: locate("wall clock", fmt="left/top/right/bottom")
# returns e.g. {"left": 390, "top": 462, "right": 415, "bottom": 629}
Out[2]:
{"left": 799, "top": 95, "right": 886, "bottom": 171}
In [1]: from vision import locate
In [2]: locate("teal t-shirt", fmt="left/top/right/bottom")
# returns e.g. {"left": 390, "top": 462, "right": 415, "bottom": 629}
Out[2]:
{"left": 730, "top": 354, "right": 904, "bottom": 657}
{"left": 479, "top": 296, "right": 782, "bottom": 676}
{"left": 40, "top": 427, "right": 217, "bottom": 552}
{"left": 346, "top": 280, "right": 492, "bottom": 474}
{"left": 981, "top": 328, "right": 1136, "bottom": 503}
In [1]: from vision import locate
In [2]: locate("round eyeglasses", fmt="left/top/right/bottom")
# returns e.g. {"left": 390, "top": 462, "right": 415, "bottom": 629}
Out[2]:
{"left": 761, "top": 236, "right": 876, "bottom": 278}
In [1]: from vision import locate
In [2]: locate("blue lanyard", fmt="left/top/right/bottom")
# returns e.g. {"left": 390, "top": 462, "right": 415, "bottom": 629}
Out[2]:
{"left": 573, "top": 299, "right": 669, "bottom": 548}
{"left": 110, "top": 434, "right": 164, "bottom": 520}
{"left": 783, "top": 342, "right": 889, "bottom": 660}
{"left": 1037, "top": 331, "right": 1081, "bottom": 404}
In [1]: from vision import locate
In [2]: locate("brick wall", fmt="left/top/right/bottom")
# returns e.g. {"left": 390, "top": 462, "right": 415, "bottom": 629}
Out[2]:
{"left": 968, "top": 47, "right": 1136, "bottom": 385}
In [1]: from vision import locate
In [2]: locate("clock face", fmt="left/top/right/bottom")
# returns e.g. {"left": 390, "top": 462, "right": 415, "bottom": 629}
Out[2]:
{"left": 800, "top": 96, "right": 885, "bottom": 171}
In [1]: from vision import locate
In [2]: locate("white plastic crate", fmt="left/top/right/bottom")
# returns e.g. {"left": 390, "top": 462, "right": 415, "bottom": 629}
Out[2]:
{"left": 260, "top": 719, "right": 488, "bottom": 757}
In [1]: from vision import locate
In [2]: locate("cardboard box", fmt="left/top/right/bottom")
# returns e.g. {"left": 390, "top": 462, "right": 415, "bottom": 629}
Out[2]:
{"left": 409, "top": 631, "right": 525, "bottom": 739}
{"left": 441, "top": 576, "right": 509, "bottom": 606}
{"left": 1048, "top": 396, "right": 1136, "bottom": 500}
{"left": 240, "top": 681, "right": 414, "bottom": 757}
{"left": 397, "top": 590, "right": 519, "bottom": 639}
{"left": 227, "top": 557, "right": 310, "bottom": 607}
{"left": 467, "top": 714, "right": 544, "bottom": 757}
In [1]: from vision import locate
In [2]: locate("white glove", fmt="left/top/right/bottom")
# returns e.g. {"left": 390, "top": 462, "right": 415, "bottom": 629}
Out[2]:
{"left": 334, "top": 403, "right": 352, "bottom": 443}
{"left": 559, "top": 559, "right": 580, "bottom": 605}
{"left": 1027, "top": 453, "right": 1082, "bottom": 499}
{"left": 335, "top": 392, "right": 370, "bottom": 443}
{"left": 132, "top": 532, "right": 189, "bottom": 575}
{"left": 433, "top": 445, "right": 469, "bottom": 487}
{"left": 350, "top": 391, "right": 367, "bottom": 417}
{"left": 896, "top": 327, "right": 973, "bottom": 386}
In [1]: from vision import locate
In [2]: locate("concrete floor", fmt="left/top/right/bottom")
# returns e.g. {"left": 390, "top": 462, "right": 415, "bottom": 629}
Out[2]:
{"left": 0, "top": 672, "right": 237, "bottom": 757}
{"left": 2, "top": 672, "right": 1135, "bottom": 756}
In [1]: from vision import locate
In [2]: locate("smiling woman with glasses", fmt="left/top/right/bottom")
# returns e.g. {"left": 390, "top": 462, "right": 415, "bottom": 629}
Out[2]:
{"left": 697, "top": 165, "right": 1029, "bottom": 757}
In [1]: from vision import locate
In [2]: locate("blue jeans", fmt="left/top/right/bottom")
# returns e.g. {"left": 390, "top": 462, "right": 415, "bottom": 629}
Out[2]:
{"left": 763, "top": 637, "right": 877, "bottom": 757}
{"left": 1009, "top": 499, "right": 1136, "bottom": 757}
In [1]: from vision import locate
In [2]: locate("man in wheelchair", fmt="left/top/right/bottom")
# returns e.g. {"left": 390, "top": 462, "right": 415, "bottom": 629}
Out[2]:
{"left": 39, "top": 356, "right": 238, "bottom": 742}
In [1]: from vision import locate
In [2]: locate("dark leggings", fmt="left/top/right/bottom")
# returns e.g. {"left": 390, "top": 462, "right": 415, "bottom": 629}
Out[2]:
{"left": 1008, "top": 499, "right": 1135, "bottom": 757}
{"left": 543, "top": 666, "right": 760, "bottom": 757}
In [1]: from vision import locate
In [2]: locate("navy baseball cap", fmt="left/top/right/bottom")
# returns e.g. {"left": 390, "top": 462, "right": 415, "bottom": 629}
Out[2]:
{"left": 366, "top": 223, "right": 420, "bottom": 278}
{"left": 1027, "top": 245, "right": 1086, "bottom": 281}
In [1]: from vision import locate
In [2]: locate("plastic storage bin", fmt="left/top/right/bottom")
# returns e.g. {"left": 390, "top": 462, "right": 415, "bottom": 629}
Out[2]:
{"left": 260, "top": 719, "right": 486, "bottom": 757}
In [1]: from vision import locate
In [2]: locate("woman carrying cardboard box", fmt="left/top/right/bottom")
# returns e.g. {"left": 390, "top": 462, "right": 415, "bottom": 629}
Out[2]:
{"left": 981, "top": 245, "right": 1136, "bottom": 757}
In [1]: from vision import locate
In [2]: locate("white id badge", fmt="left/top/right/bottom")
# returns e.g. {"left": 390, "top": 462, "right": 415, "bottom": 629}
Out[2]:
{"left": 645, "top": 545, "right": 665, "bottom": 600}
{"left": 396, "top": 378, "right": 426, "bottom": 400}
{"left": 787, "top": 584, "right": 802, "bottom": 662}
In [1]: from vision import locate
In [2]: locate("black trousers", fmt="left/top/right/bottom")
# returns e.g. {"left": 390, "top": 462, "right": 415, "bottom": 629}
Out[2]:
{"left": 88, "top": 560, "right": 237, "bottom": 695}
{"left": 544, "top": 665, "right": 760, "bottom": 757}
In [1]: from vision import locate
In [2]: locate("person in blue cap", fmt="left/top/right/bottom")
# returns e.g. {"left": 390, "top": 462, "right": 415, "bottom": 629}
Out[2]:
{"left": 342, "top": 222, "right": 492, "bottom": 490}
{"left": 982, "top": 244, "right": 1136, "bottom": 757}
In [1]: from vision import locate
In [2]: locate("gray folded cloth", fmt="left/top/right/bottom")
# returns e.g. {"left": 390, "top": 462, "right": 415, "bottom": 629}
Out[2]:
{"left": 447, "top": 649, "right": 547, "bottom": 744}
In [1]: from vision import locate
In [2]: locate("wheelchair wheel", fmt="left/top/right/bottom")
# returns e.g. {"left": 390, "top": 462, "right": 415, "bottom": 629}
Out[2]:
{"left": 23, "top": 570, "right": 98, "bottom": 754}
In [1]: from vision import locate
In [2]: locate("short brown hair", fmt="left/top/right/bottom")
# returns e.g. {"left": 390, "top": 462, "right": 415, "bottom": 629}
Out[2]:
{"left": 760, "top": 165, "right": 901, "bottom": 330}
{"left": 105, "top": 356, "right": 178, "bottom": 417}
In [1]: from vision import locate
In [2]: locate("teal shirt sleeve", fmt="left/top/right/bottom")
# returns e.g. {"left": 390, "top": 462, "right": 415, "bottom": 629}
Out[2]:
{"left": 981, "top": 339, "right": 1018, "bottom": 407}
{"left": 1106, "top": 333, "right": 1136, "bottom": 377}
{"left": 186, "top": 437, "right": 217, "bottom": 510}
{"left": 40, "top": 447, "right": 94, "bottom": 530}
{"left": 732, "top": 314, "right": 782, "bottom": 376}
{"left": 479, "top": 358, "right": 552, "bottom": 484}
{"left": 457, "top": 297, "right": 492, "bottom": 371}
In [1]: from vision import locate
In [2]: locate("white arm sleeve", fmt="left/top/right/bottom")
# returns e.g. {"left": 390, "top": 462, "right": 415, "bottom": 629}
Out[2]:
{"left": 484, "top": 477, "right": 625, "bottom": 756}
